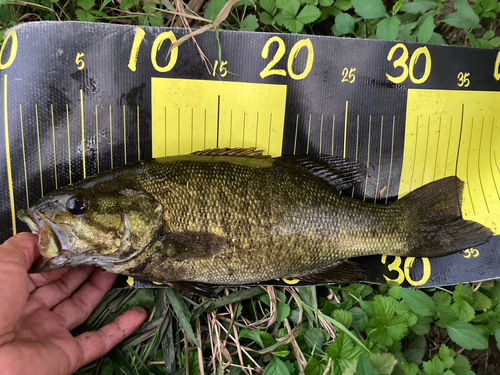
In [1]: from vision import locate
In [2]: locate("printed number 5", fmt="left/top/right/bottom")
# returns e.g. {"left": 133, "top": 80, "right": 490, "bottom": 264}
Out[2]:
{"left": 381, "top": 255, "right": 431, "bottom": 286}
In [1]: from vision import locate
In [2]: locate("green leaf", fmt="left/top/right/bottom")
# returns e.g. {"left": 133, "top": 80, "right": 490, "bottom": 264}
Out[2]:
{"left": 452, "top": 355, "right": 471, "bottom": 375}
{"left": 352, "top": 0, "right": 388, "bottom": 18}
{"left": 376, "top": 16, "right": 401, "bottom": 40}
{"left": 455, "top": 0, "right": 480, "bottom": 23}
{"left": 319, "top": 0, "right": 334, "bottom": 5}
{"left": 417, "top": 14, "right": 434, "bottom": 43}
{"left": 334, "top": 0, "right": 352, "bottom": 10}
{"left": 445, "top": 322, "right": 488, "bottom": 350}
{"left": 423, "top": 356, "right": 445, "bottom": 375}
{"left": 260, "top": 0, "right": 277, "bottom": 15}
{"left": 428, "top": 32, "right": 446, "bottom": 44}
{"left": 263, "top": 356, "right": 291, "bottom": 375}
{"left": 410, "top": 316, "right": 432, "bottom": 335}
{"left": 400, "top": 0, "right": 439, "bottom": 13}
{"left": 259, "top": 11, "right": 274, "bottom": 24}
{"left": 366, "top": 315, "right": 408, "bottom": 346}
{"left": 400, "top": 288, "right": 436, "bottom": 317}
{"left": 335, "top": 12, "right": 355, "bottom": 35}
{"left": 75, "top": 9, "right": 95, "bottom": 21}
{"left": 350, "top": 307, "right": 368, "bottom": 332}
{"left": 451, "top": 298, "right": 475, "bottom": 322}
{"left": 304, "top": 327, "right": 326, "bottom": 350}
{"left": 240, "top": 14, "right": 259, "bottom": 31}
{"left": 392, "top": 0, "right": 403, "bottom": 14}
{"left": 436, "top": 305, "right": 458, "bottom": 325}
{"left": 402, "top": 362, "right": 419, "bottom": 375}
{"left": 282, "top": 0, "right": 300, "bottom": 17}
{"left": 277, "top": 301, "right": 291, "bottom": 323}
{"left": 360, "top": 300, "right": 375, "bottom": 318}
{"left": 495, "top": 329, "right": 500, "bottom": 351}
{"left": 239, "top": 328, "right": 264, "bottom": 348}
{"left": 205, "top": 0, "right": 227, "bottom": 21}
{"left": 119, "top": 0, "right": 134, "bottom": 10}
{"left": 165, "top": 289, "right": 199, "bottom": 347}
{"left": 374, "top": 295, "right": 397, "bottom": 319}
{"left": 438, "top": 345, "right": 455, "bottom": 369}
{"left": 404, "top": 334, "right": 426, "bottom": 365}
{"left": 334, "top": 309, "right": 353, "bottom": 329}
{"left": 369, "top": 353, "right": 396, "bottom": 374}
{"left": 304, "top": 357, "right": 326, "bottom": 375}
{"left": 433, "top": 291, "right": 452, "bottom": 307}
{"left": 261, "top": 331, "right": 276, "bottom": 348}
{"left": 396, "top": 301, "right": 419, "bottom": 327}
{"left": 296, "top": 4, "right": 321, "bottom": 24}
{"left": 472, "top": 291, "right": 492, "bottom": 312}
{"left": 355, "top": 354, "right": 380, "bottom": 375}
{"left": 77, "top": 0, "right": 94, "bottom": 11}
{"left": 276, "top": 0, "right": 289, "bottom": 8}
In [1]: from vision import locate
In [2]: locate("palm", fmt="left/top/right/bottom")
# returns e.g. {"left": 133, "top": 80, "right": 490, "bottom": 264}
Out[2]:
{"left": 0, "top": 233, "right": 146, "bottom": 375}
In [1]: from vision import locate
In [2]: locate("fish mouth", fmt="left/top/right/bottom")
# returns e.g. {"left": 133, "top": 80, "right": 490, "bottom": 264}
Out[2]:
{"left": 18, "top": 208, "right": 62, "bottom": 258}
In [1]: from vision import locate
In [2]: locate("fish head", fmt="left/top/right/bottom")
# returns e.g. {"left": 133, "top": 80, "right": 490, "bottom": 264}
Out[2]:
{"left": 18, "top": 186, "right": 164, "bottom": 273}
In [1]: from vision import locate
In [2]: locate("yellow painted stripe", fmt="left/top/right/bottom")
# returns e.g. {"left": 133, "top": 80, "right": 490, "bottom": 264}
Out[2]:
{"left": 96, "top": 105, "right": 99, "bottom": 173}
{"left": 4, "top": 75, "right": 16, "bottom": 234}
{"left": 374, "top": 115, "right": 384, "bottom": 204}
{"left": 137, "top": 106, "right": 140, "bottom": 161}
{"left": 319, "top": 114, "right": 323, "bottom": 154}
{"left": 109, "top": 105, "right": 113, "bottom": 169}
{"left": 20, "top": 105, "right": 29, "bottom": 207}
{"left": 35, "top": 104, "right": 43, "bottom": 197}
{"left": 80, "top": 90, "right": 86, "bottom": 179}
{"left": 343, "top": 101, "right": 348, "bottom": 159}
{"left": 363, "top": 115, "right": 372, "bottom": 202}
{"left": 51, "top": 104, "right": 58, "bottom": 189}
{"left": 66, "top": 104, "right": 72, "bottom": 184}
{"left": 123, "top": 105, "right": 127, "bottom": 164}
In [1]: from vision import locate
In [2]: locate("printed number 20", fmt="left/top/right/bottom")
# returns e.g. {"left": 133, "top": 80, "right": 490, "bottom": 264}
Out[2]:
{"left": 381, "top": 255, "right": 431, "bottom": 286}
{"left": 260, "top": 37, "right": 314, "bottom": 80}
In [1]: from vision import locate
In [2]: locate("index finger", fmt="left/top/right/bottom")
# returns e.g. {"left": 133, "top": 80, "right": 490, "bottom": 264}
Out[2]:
{"left": 0, "top": 232, "right": 40, "bottom": 335}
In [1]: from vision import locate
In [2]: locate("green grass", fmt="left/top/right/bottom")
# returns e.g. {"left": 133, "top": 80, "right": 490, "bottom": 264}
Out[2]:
{"left": 1, "top": 0, "right": 499, "bottom": 374}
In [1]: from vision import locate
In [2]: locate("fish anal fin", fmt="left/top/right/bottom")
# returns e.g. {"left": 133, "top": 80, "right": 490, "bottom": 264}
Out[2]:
{"left": 168, "top": 281, "right": 218, "bottom": 298}
{"left": 296, "top": 260, "right": 364, "bottom": 284}
{"left": 191, "top": 147, "right": 269, "bottom": 158}
{"left": 279, "top": 156, "right": 366, "bottom": 191}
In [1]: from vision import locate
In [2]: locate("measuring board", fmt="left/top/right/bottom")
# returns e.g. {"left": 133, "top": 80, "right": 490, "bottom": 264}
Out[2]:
{"left": 0, "top": 22, "right": 499, "bottom": 289}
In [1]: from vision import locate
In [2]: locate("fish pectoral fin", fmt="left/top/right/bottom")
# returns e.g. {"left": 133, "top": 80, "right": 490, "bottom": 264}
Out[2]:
{"left": 279, "top": 155, "right": 366, "bottom": 190}
{"left": 296, "top": 260, "right": 364, "bottom": 283}
{"left": 168, "top": 281, "right": 218, "bottom": 299}
{"left": 159, "top": 231, "right": 228, "bottom": 261}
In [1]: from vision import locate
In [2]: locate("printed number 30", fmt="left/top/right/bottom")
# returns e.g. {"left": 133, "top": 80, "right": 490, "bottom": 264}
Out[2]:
{"left": 381, "top": 255, "right": 431, "bottom": 286}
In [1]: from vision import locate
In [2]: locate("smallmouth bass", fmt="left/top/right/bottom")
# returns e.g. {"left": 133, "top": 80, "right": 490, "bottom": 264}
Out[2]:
{"left": 18, "top": 148, "right": 492, "bottom": 293}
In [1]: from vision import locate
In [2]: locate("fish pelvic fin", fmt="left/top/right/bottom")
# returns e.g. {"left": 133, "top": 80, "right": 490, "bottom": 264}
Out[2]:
{"left": 395, "top": 176, "right": 493, "bottom": 258}
{"left": 294, "top": 260, "right": 364, "bottom": 284}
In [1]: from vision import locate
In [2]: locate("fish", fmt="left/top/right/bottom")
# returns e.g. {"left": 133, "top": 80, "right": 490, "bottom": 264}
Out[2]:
{"left": 18, "top": 148, "right": 492, "bottom": 295}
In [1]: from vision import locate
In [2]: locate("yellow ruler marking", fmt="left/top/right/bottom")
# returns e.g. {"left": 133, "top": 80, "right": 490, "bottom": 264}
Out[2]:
{"left": 151, "top": 78, "right": 286, "bottom": 157}
{"left": 343, "top": 101, "right": 348, "bottom": 159}
{"left": 374, "top": 115, "right": 384, "bottom": 204}
{"left": 123, "top": 105, "right": 127, "bottom": 164}
{"left": 363, "top": 115, "right": 372, "bottom": 202}
{"left": 352, "top": 115, "right": 360, "bottom": 199}
{"left": 293, "top": 114, "right": 299, "bottom": 155}
{"left": 109, "top": 105, "right": 113, "bottom": 169}
{"left": 19, "top": 105, "right": 29, "bottom": 207}
{"left": 35, "top": 104, "right": 43, "bottom": 197}
{"left": 80, "top": 90, "right": 86, "bottom": 179}
{"left": 66, "top": 105, "right": 72, "bottom": 184}
{"left": 95, "top": 105, "right": 99, "bottom": 173}
{"left": 4, "top": 75, "right": 16, "bottom": 234}
{"left": 386, "top": 115, "right": 396, "bottom": 204}
{"left": 137, "top": 106, "right": 140, "bottom": 161}
{"left": 400, "top": 89, "right": 500, "bottom": 234}
{"left": 51, "top": 104, "right": 58, "bottom": 189}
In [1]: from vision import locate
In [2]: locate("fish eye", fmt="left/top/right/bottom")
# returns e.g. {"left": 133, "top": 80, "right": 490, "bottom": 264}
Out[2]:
{"left": 66, "top": 195, "right": 88, "bottom": 215}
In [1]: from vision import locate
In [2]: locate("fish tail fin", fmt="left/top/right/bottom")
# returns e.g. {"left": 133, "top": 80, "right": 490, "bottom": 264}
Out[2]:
{"left": 394, "top": 176, "right": 492, "bottom": 258}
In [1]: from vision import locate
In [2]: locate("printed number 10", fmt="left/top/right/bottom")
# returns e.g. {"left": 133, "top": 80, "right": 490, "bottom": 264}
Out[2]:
{"left": 128, "top": 28, "right": 178, "bottom": 73}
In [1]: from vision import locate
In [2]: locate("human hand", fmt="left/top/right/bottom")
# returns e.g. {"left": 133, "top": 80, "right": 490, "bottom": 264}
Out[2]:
{"left": 0, "top": 233, "right": 147, "bottom": 375}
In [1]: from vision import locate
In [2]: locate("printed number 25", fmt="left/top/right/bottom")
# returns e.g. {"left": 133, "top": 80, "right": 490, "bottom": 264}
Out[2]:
{"left": 381, "top": 255, "right": 431, "bottom": 286}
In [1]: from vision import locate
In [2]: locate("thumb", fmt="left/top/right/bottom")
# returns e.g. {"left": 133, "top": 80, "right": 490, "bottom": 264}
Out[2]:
{"left": 0, "top": 233, "right": 40, "bottom": 337}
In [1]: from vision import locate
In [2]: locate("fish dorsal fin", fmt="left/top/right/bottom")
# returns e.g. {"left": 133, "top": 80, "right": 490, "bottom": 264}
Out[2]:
{"left": 279, "top": 155, "right": 366, "bottom": 190}
{"left": 191, "top": 147, "right": 270, "bottom": 158}
{"left": 295, "top": 260, "right": 364, "bottom": 283}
